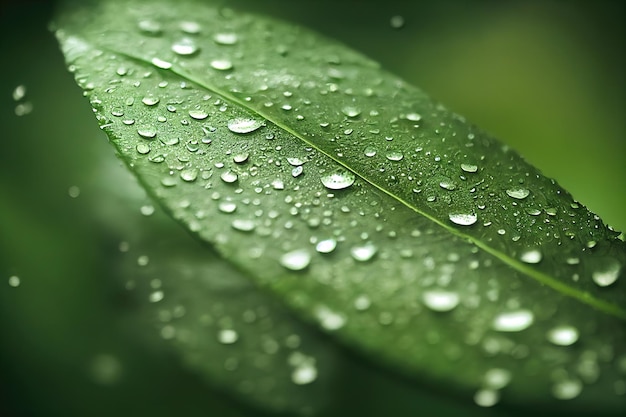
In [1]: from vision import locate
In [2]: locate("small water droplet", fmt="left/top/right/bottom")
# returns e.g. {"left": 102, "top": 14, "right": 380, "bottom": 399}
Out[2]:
{"left": 390, "top": 15, "right": 405, "bottom": 29}
{"left": 172, "top": 38, "right": 199, "bottom": 55}
{"left": 287, "top": 157, "right": 305, "bottom": 166}
{"left": 8, "top": 276, "right": 20, "bottom": 288}
{"left": 217, "top": 329, "right": 238, "bottom": 344}
{"left": 68, "top": 186, "right": 81, "bottom": 198}
{"left": 218, "top": 201, "right": 237, "bottom": 213}
{"left": 591, "top": 258, "right": 620, "bottom": 287}
{"left": 461, "top": 163, "right": 478, "bottom": 173}
{"left": 422, "top": 289, "right": 460, "bottom": 312}
{"left": 140, "top": 205, "right": 154, "bottom": 216}
{"left": 292, "top": 166, "right": 303, "bottom": 177}
{"left": 233, "top": 153, "right": 249, "bottom": 164}
{"left": 210, "top": 59, "right": 233, "bottom": 71}
{"left": 350, "top": 242, "right": 377, "bottom": 262}
{"left": 180, "top": 168, "right": 198, "bottom": 182}
{"left": 141, "top": 95, "right": 159, "bottom": 106}
{"left": 364, "top": 146, "right": 377, "bottom": 157}
{"left": 12, "top": 85, "right": 26, "bottom": 101}
{"left": 484, "top": 368, "right": 512, "bottom": 389}
{"left": 188, "top": 109, "right": 208, "bottom": 120}
{"left": 354, "top": 295, "right": 371, "bottom": 311}
{"left": 179, "top": 21, "right": 201, "bottom": 34}
{"left": 232, "top": 219, "right": 255, "bottom": 232}
{"left": 151, "top": 57, "right": 172, "bottom": 69}
{"left": 315, "top": 306, "right": 346, "bottom": 330}
{"left": 439, "top": 179, "right": 456, "bottom": 191}
{"left": 315, "top": 238, "right": 337, "bottom": 254}
{"left": 492, "top": 310, "right": 534, "bottom": 332}
{"left": 149, "top": 290, "right": 164, "bottom": 303}
{"left": 280, "top": 249, "right": 311, "bottom": 271}
{"left": 342, "top": 106, "right": 361, "bottom": 118}
{"left": 474, "top": 389, "right": 499, "bottom": 407}
{"left": 506, "top": 187, "right": 530, "bottom": 200}
{"left": 291, "top": 362, "right": 317, "bottom": 385}
{"left": 227, "top": 118, "right": 263, "bottom": 134}
{"left": 385, "top": 151, "right": 404, "bottom": 161}
{"left": 552, "top": 378, "right": 582, "bottom": 400}
{"left": 214, "top": 32, "right": 239, "bottom": 45}
{"left": 449, "top": 212, "right": 477, "bottom": 226}
{"left": 405, "top": 112, "right": 421, "bottom": 121}
{"left": 547, "top": 325, "right": 579, "bottom": 346}
{"left": 519, "top": 249, "right": 542, "bottom": 264}
{"left": 138, "top": 19, "right": 162, "bottom": 35}
{"left": 320, "top": 170, "right": 355, "bottom": 190}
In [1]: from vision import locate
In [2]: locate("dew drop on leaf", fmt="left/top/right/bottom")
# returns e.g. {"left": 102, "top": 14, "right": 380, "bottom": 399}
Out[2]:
{"left": 218, "top": 201, "right": 237, "bottom": 213}
{"left": 231, "top": 219, "right": 255, "bottom": 232}
{"left": 8, "top": 276, "right": 20, "bottom": 288}
{"left": 546, "top": 325, "right": 579, "bottom": 346}
{"left": 385, "top": 151, "right": 404, "bottom": 161}
{"left": 448, "top": 212, "right": 477, "bottom": 226}
{"left": 180, "top": 168, "right": 198, "bottom": 182}
{"left": 137, "top": 125, "right": 157, "bottom": 139}
{"left": 315, "top": 306, "right": 346, "bottom": 330}
{"left": 492, "top": 310, "right": 534, "bottom": 332}
{"left": 519, "top": 249, "right": 542, "bottom": 264}
{"left": 315, "top": 238, "right": 337, "bottom": 254}
{"left": 171, "top": 38, "right": 199, "bottom": 55}
{"left": 151, "top": 57, "right": 172, "bottom": 69}
{"left": 350, "top": 242, "right": 377, "bottom": 262}
{"left": 320, "top": 170, "right": 355, "bottom": 190}
{"left": 552, "top": 378, "right": 583, "bottom": 400}
{"left": 227, "top": 118, "right": 263, "bottom": 134}
{"left": 217, "top": 329, "right": 238, "bottom": 344}
{"left": 461, "top": 163, "right": 478, "bottom": 173}
{"left": 364, "top": 146, "right": 377, "bottom": 157}
{"left": 483, "top": 368, "right": 512, "bottom": 389}
{"left": 141, "top": 95, "right": 159, "bottom": 106}
{"left": 220, "top": 170, "right": 238, "bottom": 184}
{"left": 210, "top": 59, "right": 233, "bottom": 71}
{"left": 591, "top": 258, "right": 621, "bottom": 287}
{"left": 213, "top": 32, "right": 239, "bottom": 45}
{"left": 179, "top": 20, "right": 201, "bottom": 34}
{"left": 341, "top": 106, "right": 361, "bottom": 118}
{"left": 506, "top": 187, "right": 530, "bottom": 200}
{"left": 291, "top": 362, "right": 317, "bottom": 385}
{"left": 474, "top": 389, "right": 499, "bottom": 407}
{"left": 137, "top": 19, "right": 162, "bottom": 35}
{"left": 280, "top": 249, "right": 311, "bottom": 271}
{"left": 422, "top": 289, "right": 460, "bottom": 312}
{"left": 188, "top": 109, "right": 208, "bottom": 120}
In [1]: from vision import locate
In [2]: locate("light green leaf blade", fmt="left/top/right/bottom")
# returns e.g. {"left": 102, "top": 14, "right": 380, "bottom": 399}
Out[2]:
{"left": 54, "top": 0, "right": 626, "bottom": 414}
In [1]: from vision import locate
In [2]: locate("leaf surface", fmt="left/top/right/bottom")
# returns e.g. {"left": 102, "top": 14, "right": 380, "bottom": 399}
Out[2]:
{"left": 54, "top": 0, "right": 626, "bottom": 413}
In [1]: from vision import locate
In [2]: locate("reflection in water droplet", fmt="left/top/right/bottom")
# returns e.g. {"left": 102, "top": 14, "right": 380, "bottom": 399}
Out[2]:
{"left": 350, "top": 242, "right": 377, "bottom": 262}
{"left": 210, "top": 59, "right": 233, "bottom": 71}
{"left": 520, "top": 249, "right": 542, "bottom": 264}
{"left": 172, "top": 38, "right": 199, "bottom": 55}
{"left": 315, "top": 238, "right": 337, "bottom": 254}
{"left": 422, "top": 289, "right": 460, "bottom": 312}
{"left": 449, "top": 212, "right": 477, "bottom": 226}
{"left": 506, "top": 188, "right": 530, "bottom": 200}
{"left": 492, "top": 310, "right": 534, "bottom": 332}
{"left": 552, "top": 378, "right": 582, "bottom": 400}
{"left": 320, "top": 170, "right": 355, "bottom": 190}
{"left": 461, "top": 163, "right": 478, "bottom": 173}
{"left": 547, "top": 325, "right": 579, "bottom": 346}
{"left": 217, "top": 329, "right": 238, "bottom": 344}
{"left": 214, "top": 32, "right": 239, "bottom": 45}
{"left": 280, "top": 249, "right": 311, "bottom": 271}
{"left": 227, "top": 118, "right": 263, "bottom": 134}
{"left": 592, "top": 259, "right": 620, "bottom": 287}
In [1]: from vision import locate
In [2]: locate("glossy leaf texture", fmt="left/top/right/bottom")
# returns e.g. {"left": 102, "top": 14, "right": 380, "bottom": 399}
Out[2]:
{"left": 54, "top": 0, "right": 626, "bottom": 414}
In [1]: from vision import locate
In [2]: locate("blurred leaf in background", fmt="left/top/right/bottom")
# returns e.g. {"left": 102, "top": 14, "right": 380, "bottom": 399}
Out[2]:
{"left": 0, "top": 1, "right": 623, "bottom": 416}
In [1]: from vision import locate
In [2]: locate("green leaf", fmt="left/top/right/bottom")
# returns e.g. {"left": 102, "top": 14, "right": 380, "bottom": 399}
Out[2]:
{"left": 54, "top": 0, "right": 626, "bottom": 414}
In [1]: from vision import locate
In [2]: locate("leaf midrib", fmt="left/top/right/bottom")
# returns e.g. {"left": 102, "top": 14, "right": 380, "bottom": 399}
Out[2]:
{"left": 103, "top": 45, "right": 626, "bottom": 321}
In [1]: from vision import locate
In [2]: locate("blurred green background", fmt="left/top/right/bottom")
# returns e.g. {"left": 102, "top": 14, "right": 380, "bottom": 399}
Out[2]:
{"left": 1, "top": 1, "right": 624, "bottom": 416}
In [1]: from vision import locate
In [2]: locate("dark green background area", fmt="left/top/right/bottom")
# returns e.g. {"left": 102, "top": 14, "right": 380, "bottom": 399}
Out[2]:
{"left": 0, "top": 1, "right": 623, "bottom": 416}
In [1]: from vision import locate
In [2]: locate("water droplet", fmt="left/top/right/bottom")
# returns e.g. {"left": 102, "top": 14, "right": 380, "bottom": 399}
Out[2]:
{"left": 149, "top": 290, "right": 164, "bottom": 303}
{"left": 519, "top": 249, "right": 542, "bottom": 264}
{"left": 280, "top": 249, "right": 311, "bottom": 271}
{"left": 350, "top": 242, "right": 377, "bottom": 262}
{"left": 180, "top": 21, "right": 201, "bottom": 34}
{"left": 210, "top": 59, "right": 233, "bottom": 71}
{"left": 484, "top": 368, "right": 512, "bottom": 389}
{"left": 292, "top": 166, "right": 303, "bottom": 177}
{"left": 188, "top": 109, "right": 208, "bottom": 120}
{"left": 439, "top": 179, "right": 456, "bottom": 191}
{"left": 315, "top": 238, "right": 337, "bottom": 254}
{"left": 68, "top": 186, "right": 81, "bottom": 198}
{"left": 291, "top": 362, "right": 317, "bottom": 385}
{"left": 141, "top": 95, "right": 159, "bottom": 106}
{"left": 422, "top": 289, "right": 460, "bottom": 312}
{"left": 151, "top": 57, "right": 172, "bottom": 69}
{"left": 552, "top": 378, "right": 582, "bottom": 400}
{"left": 227, "top": 118, "right": 263, "bottom": 134}
{"left": 506, "top": 187, "right": 530, "bottom": 200}
{"left": 474, "top": 389, "right": 499, "bottom": 407}
{"left": 12, "top": 85, "right": 26, "bottom": 101}
{"left": 218, "top": 201, "right": 237, "bottom": 213}
{"left": 8, "top": 276, "right": 20, "bottom": 288}
{"left": 592, "top": 258, "right": 620, "bottom": 287}
{"left": 364, "top": 146, "right": 377, "bottom": 157}
{"left": 214, "top": 32, "right": 239, "bottom": 45}
{"left": 172, "top": 38, "right": 199, "bottom": 55}
{"left": 342, "top": 106, "right": 361, "bottom": 118}
{"left": 449, "top": 212, "right": 477, "bottom": 226}
{"left": 90, "top": 354, "right": 122, "bottom": 385}
{"left": 315, "top": 306, "right": 346, "bottom": 330}
{"left": 287, "top": 157, "right": 305, "bottom": 166}
{"left": 140, "top": 205, "right": 154, "bottom": 216}
{"left": 137, "top": 125, "right": 157, "bottom": 139}
{"left": 547, "top": 325, "right": 579, "bottom": 346}
{"left": 220, "top": 170, "right": 238, "bottom": 184}
{"left": 492, "top": 310, "right": 534, "bottom": 332}
{"left": 405, "top": 112, "right": 421, "bottom": 121}
{"left": 461, "top": 163, "right": 478, "bottom": 173}
{"left": 231, "top": 219, "right": 255, "bottom": 232}
{"left": 385, "top": 151, "right": 404, "bottom": 161}
{"left": 320, "top": 170, "right": 355, "bottom": 190}
{"left": 233, "top": 153, "right": 249, "bottom": 164}
{"left": 390, "top": 15, "right": 405, "bottom": 29}
{"left": 180, "top": 168, "right": 198, "bottom": 182}
{"left": 217, "top": 329, "right": 238, "bottom": 344}
{"left": 138, "top": 19, "right": 162, "bottom": 35}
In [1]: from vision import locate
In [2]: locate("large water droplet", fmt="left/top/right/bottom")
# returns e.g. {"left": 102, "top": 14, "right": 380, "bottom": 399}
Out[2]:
{"left": 449, "top": 212, "right": 477, "bottom": 226}
{"left": 315, "top": 238, "right": 337, "bottom": 254}
{"left": 350, "top": 242, "right": 377, "bottom": 262}
{"left": 227, "top": 118, "right": 263, "bottom": 134}
{"left": 341, "top": 106, "right": 361, "bottom": 118}
{"left": 320, "top": 170, "right": 355, "bottom": 190}
{"left": 137, "top": 125, "right": 157, "bottom": 139}
{"left": 280, "top": 249, "right": 311, "bottom": 271}
{"left": 506, "top": 187, "right": 530, "bottom": 200}
{"left": 141, "top": 95, "right": 160, "bottom": 106}
{"left": 180, "top": 168, "right": 198, "bottom": 182}
{"left": 519, "top": 249, "right": 542, "bottom": 264}
{"left": 591, "top": 258, "right": 620, "bottom": 287}
{"left": 210, "top": 59, "right": 233, "bottom": 71}
{"left": 231, "top": 219, "right": 255, "bottom": 232}
{"left": 188, "top": 109, "right": 208, "bottom": 120}
{"left": 492, "top": 310, "right": 534, "bottom": 332}
{"left": 547, "top": 325, "right": 579, "bottom": 346}
{"left": 220, "top": 170, "right": 238, "bottom": 184}
{"left": 422, "top": 289, "right": 460, "bottom": 312}
{"left": 172, "top": 38, "right": 199, "bottom": 55}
